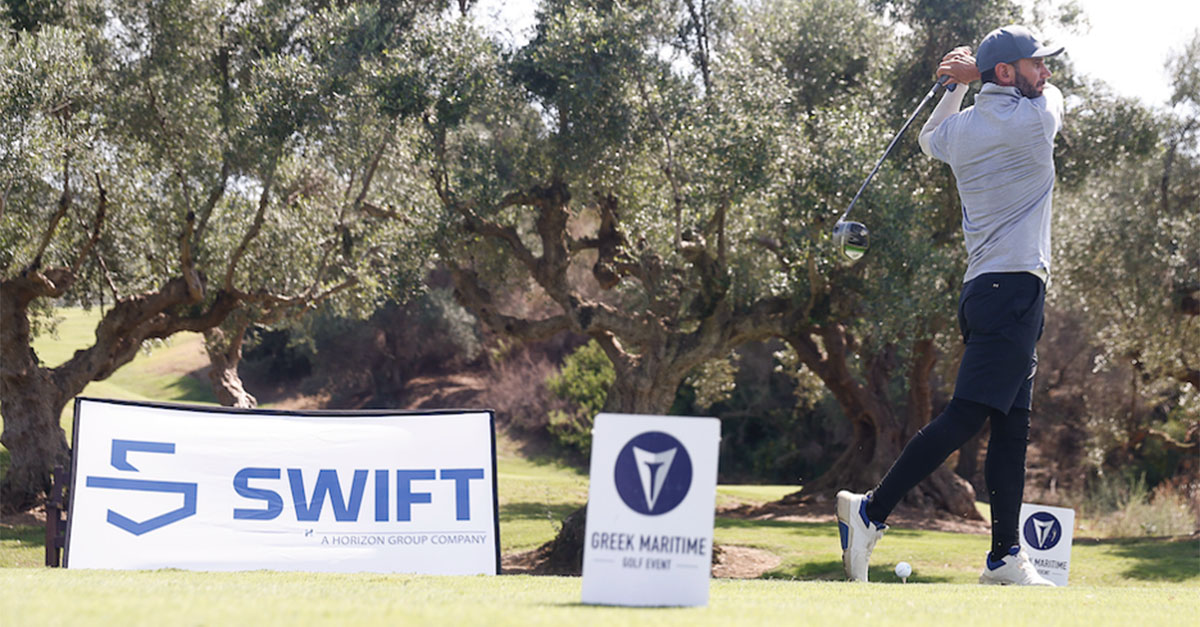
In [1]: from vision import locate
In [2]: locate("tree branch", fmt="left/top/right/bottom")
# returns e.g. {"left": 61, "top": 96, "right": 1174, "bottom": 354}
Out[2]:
{"left": 682, "top": 0, "right": 713, "bottom": 96}
{"left": 95, "top": 252, "right": 120, "bottom": 303}
{"left": 51, "top": 279, "right": 237, "bottom": 390}
{"left": 69, "top": 174, "right": 107, "bottom": 273}
{"left": 353, "top": 121, "right": 397, "bottom": 214}
{"left": 194, "top": 159, "right": 231, "bottom": 245}
{"left": 447, "top": 262, "right": 573, "bottom": 342}
{"left": 635, "top": 78, "right": 684, "bottom": 250}
{"left": 32, "top": 148, "right": 72, "bottom": 269}
{"left": 224, "top": 154, "right": 279, "bottom": 291}
{"left": 455, "top": 202, "right": 538, "bottom": 273}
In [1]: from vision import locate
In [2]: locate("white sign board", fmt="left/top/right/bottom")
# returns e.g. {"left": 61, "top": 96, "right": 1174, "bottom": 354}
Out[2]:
{"left": 1018, "top": 502, "right": 1075, "bottom": 586}
{"left": 66, "top": 398, "right": 500, "bottom": 574}
{"left": 581, "top": 413, "right": 720, "bottom": 607}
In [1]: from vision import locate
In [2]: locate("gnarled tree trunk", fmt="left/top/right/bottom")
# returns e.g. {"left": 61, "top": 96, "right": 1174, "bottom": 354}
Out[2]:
{"left": 0, "top": 268, "right": 236, "bottom": 511}
{"left": 781, "top": 324, "right": 980, "bottom": 520}
{"left": 0, "top": 275, "right": 72, "bottom": 511}
{"left": 204, "top": 322, "right": 257, "bottom": 409}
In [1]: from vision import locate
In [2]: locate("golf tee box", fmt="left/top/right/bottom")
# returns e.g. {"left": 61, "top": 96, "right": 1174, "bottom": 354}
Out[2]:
{"left": 64, "top": 398, "right": 501, "bottom": 575}
{"left": 1018, "top": 503, "right": 1075, "bottom": 586}
{"left": 581, "top": 413, "right": 720, "bottom": 607}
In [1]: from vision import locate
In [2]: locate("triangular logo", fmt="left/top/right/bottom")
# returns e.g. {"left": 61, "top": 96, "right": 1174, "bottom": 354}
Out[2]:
{"left": 632, "top": 446, "right": 677, "bottom": 511}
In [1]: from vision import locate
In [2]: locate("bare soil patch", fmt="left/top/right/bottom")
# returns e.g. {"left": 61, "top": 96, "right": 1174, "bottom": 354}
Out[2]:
{"left": 501, "top": 543, "right": 782, "bottom": 579}
{"left": 0, "top": 504, "right": 45, "bottom": 528}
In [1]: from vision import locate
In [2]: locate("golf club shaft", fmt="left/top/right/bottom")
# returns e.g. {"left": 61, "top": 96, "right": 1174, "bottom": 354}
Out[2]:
{"left": 837, "top": 75, "right": 954, "bottom": 223}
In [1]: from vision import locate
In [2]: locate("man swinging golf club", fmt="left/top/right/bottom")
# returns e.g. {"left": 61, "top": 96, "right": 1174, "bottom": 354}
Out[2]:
{"left": 836, "top": 25, "right": 1064, "bottom": 586}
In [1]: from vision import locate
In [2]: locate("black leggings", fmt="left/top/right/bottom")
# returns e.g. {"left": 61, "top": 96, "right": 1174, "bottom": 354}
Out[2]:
{"left": 864, "top": 397, "right": 1031, "bottom": 559}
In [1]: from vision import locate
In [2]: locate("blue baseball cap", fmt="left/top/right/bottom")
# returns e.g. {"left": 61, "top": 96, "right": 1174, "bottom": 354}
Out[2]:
{"left": 976, "top": 25, "right": 1064, "bottom": 73}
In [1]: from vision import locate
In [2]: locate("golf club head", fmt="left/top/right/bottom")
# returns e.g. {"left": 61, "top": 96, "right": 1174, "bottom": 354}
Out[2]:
{"left": 833, "top": 221, "right": 869, "bottom": 261}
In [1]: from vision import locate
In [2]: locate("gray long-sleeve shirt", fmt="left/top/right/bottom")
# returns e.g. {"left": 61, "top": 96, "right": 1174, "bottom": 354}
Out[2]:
{"left": 919, "top": 82, "right": 1064, "bottom": 283}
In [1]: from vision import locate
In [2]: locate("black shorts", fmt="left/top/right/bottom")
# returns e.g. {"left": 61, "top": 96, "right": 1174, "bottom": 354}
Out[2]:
{"left": 953, "top": 272, "right": 1045, "bottom": 413}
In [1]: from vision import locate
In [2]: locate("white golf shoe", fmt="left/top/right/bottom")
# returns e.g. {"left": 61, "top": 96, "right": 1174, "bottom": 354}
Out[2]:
{"left": 836, "top": 490, "right": 886, "bottom": 582}
{"left": 979, "top": 545, "right": 1055, "bottom": 586}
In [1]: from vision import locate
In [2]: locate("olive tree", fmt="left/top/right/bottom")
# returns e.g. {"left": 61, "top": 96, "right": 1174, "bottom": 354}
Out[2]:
{"left": 0, "top": 0, "right": 444, "bottom": 510}
{"left": 414, "top": 0, "right": 1006, "bottom": 569}
{"left": 424, "top": 0, "right": 793, "bottom": 422}
{"left": 1051, "top": 34, "right": 1200, "bottom": 464}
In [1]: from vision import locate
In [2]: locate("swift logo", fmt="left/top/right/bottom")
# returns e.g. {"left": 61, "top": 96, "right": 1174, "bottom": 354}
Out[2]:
{"left": 84, "top": 439, "right": 197, "bottom": 536}
{"left": 1023, "top": 511, "right": 1063, "bottom": 550}
{"left": 613, "top": 432, "right": 692, "bottom": 516}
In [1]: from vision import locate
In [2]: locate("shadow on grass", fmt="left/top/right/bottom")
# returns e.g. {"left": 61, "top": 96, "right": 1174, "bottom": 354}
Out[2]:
{"left": 1080, "top": 536, "right": 1200, "bottom": 582}
{"left": 760, "top": 559, "right": 955, "bottom": 583}
{"left": 172, "top": 370, "right": 220, "bottom": 403}
{"left": 500, "top": 502, "right": 580, "bottom": 523}
{"left": 760, "top": 558, "right": 843, "bottom": 581}
{"left": 715, "top": 517, "right": 955, "bottom": 583}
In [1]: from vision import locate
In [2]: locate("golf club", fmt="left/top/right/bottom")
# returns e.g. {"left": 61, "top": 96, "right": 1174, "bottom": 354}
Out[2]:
{"left": 833, "top": 75, "right": 955, "bottom": 261}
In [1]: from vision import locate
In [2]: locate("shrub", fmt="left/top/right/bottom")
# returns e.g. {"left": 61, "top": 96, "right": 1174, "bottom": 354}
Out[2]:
{"left": 545, "top": 340, "right": 614, "bottom": 454}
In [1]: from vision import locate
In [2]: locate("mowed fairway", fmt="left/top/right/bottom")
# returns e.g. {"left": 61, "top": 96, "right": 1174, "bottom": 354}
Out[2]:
{"left": 1, "top": 569, "right": 1196, "bottom": 626}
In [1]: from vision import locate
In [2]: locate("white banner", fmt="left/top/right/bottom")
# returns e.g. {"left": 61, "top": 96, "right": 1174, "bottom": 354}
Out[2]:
{"left": 581, "top": 413, "right": 720, "bottom": 607}
{"left": 1018, "top": 503, "right": 1075, "bottom": 586}
{"left": 66, "top": 398, "right": 499, "bottom": 574}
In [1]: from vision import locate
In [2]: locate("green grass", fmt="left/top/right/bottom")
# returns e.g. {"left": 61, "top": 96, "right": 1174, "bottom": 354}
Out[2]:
{"left": 4, "top": 308, "right": 1198, "bottom": 625}
{"left": 495, "top": 445, "right": 589, "bottom": 553}
{"left": 715, "top": 484, "right": 796, "bottom": 506}
{"left": 1, "top": 569, "right": 1196, "bottom": 627}
{"left": 4, "top": 440, "right": 1198, "bottom": 626}
{"left": 0, "top": 524, "right": 43, "bottom": 568}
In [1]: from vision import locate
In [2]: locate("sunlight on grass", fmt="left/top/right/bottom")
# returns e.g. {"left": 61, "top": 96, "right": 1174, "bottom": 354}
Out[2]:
{"left": 716, "top": 484, "right": 796, "bottom": 507}
{"left": 0, "top": 525, "right": 42, "bottom": 568}
{"left": 495, "top": 434, "right": 589, "bottom": 553}
{"left": 1, "top": 569, "right": 1196, "bottom": 627}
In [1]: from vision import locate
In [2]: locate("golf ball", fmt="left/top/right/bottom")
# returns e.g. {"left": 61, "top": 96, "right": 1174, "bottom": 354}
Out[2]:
{"left": 895, "top": 561, "right": 912, "bottom": 578}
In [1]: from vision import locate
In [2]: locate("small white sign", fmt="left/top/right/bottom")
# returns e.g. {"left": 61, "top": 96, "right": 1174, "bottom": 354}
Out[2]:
{"left": 1018, "top": 503, "right": 1075, "bottom": 586}
{"left": 581, "top": 413, "right": 720, "bottom": 607}
{"left": 66, "top": 398, "right": 499, "bottom": 575}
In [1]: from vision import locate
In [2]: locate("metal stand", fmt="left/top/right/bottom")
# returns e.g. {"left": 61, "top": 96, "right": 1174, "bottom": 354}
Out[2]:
{"left": 44, "top": 465, "right": 68, "bottom": 567}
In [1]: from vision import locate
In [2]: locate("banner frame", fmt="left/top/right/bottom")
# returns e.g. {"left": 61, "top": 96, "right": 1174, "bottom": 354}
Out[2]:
{"left": 63, "top": 397, "right": 501, "bottom": 573}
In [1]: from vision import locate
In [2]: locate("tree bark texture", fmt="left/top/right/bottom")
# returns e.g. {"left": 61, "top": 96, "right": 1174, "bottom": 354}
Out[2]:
{"left": 781, "top": 324, "right": 981, "bottom": 520}
{"left": 0, "top": 269, "right": 237, "bottom": 511}
{"left": 204, "top": 323, "right": 257, "bottom": 409}
{"left": 0, "top": 275, "right": 71, "bottom": 511}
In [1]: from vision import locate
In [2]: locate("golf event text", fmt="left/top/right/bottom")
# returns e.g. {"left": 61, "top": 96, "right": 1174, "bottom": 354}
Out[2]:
{"left": 590, "top": 531, "right": 708, "bottom": 570}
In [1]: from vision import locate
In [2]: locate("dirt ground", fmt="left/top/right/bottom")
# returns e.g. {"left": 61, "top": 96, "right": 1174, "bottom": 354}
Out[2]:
{"left": 499, "top": 496, "right": 988, "bottom": 578}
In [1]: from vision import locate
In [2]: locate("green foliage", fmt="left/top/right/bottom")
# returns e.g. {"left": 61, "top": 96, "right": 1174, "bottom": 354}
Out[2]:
{"left": 687, "top": 353, "right": 740, "bottom": 411}
{"left": 685, "top": 343, "right": 846, "bottom": 483}
{"left": 512, "top": 2, "right": 651, "bottom": 179}
{"left": 545, "top": 340, "right": 614, "bottom": 453}
{"left": 1, "top": 0, "right": 448, "bottom": 314}
{"left": 1052, "top": 39, "right": 1200, "bottom": 455}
